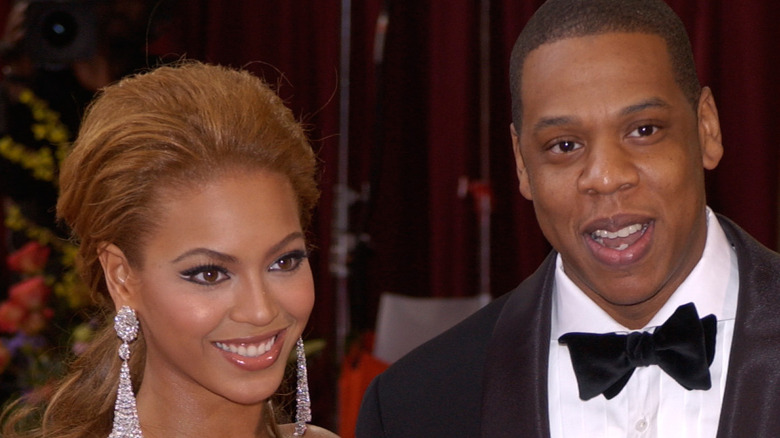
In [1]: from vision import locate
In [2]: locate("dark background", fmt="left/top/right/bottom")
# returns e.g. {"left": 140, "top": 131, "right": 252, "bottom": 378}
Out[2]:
{"left": 1, "top": 0, "right": 778, "bottom": 433}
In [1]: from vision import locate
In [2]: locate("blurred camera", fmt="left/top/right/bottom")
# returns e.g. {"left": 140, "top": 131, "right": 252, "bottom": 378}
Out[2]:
{"left": 23, "top": 0, "right": 97, "bottom": 66}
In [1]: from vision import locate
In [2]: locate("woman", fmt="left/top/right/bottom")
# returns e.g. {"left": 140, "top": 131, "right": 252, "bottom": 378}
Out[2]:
{"left": 1, "top": 61, "right": 338, "bottom": 437}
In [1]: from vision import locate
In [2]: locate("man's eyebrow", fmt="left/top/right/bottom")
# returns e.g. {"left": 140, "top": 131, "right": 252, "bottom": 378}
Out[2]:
{"left": 531, "top": 98, "right": 672, "bottom": 134}
{"left": 619, "top": 97, "right": 671, "bottom": 117}
{"left": 532, "top": 115, "right": 578, "bottom": 134}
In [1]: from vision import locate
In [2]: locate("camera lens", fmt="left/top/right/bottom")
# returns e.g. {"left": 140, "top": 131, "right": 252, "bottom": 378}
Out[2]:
{"left": 25, "top": 2, "right": 97, "bottom": 65}
{"left": 41, "top": 11, "right": 78, "bottom": 48}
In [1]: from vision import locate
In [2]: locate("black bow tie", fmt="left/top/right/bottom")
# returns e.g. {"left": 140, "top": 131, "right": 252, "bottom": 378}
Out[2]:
{"left": 558, "top": 302, "right": 717, "bottom": 401}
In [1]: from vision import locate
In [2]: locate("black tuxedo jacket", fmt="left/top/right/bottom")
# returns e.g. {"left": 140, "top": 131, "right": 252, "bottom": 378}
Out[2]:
{"left": 356, "top": 216, "right": 780, "bottom": 437}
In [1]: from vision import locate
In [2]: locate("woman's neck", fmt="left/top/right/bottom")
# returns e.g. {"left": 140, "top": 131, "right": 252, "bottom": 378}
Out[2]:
{"left": 135, "top": 375, "right": 270, "bottom": 438}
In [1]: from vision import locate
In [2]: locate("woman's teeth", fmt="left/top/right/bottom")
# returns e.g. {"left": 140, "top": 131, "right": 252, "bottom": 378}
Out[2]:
{"left": 215, "top": 336, "right": 276, "bottom": 358}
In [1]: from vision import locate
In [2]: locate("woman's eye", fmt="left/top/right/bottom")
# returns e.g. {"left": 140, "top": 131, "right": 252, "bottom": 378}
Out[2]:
{"left": 180, "top": 265, "right": 230, "bottom": 285}
{"left": 550, "top": 140, "right": 582, "bottom": 154}
{"left": 269, "top": 251, "right": 308, "bottom": 272}
{"left": 628, "top": 125, "right": 659, "bottom": 138}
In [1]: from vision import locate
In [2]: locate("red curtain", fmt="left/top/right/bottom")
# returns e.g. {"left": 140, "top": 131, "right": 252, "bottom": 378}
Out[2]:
{"left": 2, "top": 0, "right": 778, "bottom": 431}
{"left": 164, "top": 1, "right": 779, "bottom": 429}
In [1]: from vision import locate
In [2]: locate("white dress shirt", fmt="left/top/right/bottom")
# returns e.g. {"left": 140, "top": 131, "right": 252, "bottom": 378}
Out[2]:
{"left": 548, "top": 208, "right": 739, "bottom": 438}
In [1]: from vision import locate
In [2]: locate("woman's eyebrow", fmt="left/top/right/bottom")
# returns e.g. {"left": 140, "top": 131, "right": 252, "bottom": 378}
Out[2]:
{"left": 171, "top": 248, "right": 238, "bottom": 264}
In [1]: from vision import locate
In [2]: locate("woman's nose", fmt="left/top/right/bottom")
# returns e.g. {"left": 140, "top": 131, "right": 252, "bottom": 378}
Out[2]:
{"left": 230, "top": 278, "right": 279, "bottom": 325}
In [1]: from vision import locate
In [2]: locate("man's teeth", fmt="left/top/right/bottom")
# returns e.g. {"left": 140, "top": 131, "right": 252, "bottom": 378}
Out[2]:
{"left": 215, "top": 336, "right": 276, "bottom": 358}
{"left": 591, "top": 223, "right": 646, "bottom": 250}
{"left": 592, "top": 223, "right": 644, "bottom": 239}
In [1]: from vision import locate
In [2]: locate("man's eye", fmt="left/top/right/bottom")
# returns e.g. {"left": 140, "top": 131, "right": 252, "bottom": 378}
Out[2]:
{"left": 628, "top": 125, "right": 659, "bottom": 137}
{"left": 550, "top": 140, "right": 582, "bottom": 154}
{"left": 180, "top": 265, "right": 230, "bottom": 285}
{"left": 269, "top": 250, "right": 308, "bottom": 272}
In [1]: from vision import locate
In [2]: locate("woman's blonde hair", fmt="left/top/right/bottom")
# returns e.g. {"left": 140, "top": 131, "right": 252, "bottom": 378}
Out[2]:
{"left": 2, "top": 60, "right": 320, "bottom": 437}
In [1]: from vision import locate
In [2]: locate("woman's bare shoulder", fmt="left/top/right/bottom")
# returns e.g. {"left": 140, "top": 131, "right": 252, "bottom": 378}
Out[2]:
{"left": 277, "top": 423, "right": 340, "bottom": 437}
{"left": 302, "top": 424, "right": 340, "bottom": 437}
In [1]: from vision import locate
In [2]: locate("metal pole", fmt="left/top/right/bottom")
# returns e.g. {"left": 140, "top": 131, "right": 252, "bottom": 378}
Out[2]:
{"left": 478, "top": 0, "right": 492, "bottom": 298}
{"left": 331, "top": 0, "right": 352, "bottom": 365}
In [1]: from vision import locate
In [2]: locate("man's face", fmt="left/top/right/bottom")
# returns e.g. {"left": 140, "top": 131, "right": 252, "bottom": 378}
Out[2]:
{"left": 512, "top": 32, "right": 723, "bottom": 326}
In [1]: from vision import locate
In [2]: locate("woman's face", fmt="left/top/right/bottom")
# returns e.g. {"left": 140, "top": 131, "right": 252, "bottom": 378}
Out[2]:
{"left": 125, "top": 170, "right": 314, "bottom": 406}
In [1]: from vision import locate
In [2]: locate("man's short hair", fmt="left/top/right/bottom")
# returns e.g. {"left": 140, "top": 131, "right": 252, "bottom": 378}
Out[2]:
{"left": 509, "top": 0, "right": 701, "bottom": 130}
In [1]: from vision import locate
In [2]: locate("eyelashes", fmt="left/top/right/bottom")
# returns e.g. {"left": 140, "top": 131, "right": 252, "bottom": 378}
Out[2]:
{"left": 180, "top": 264, "right": 230, "bottom": 285}
{"left": 269, "top": 249, "right": 309, "bottom": 272}
{"left": 179, "top": 250, "right": 309, "bottom": 286}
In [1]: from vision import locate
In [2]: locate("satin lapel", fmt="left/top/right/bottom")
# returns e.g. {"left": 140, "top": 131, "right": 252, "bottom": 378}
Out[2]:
{"left": 480, "top": 252, "right": 557, "bottom": 438}
{"left": 716, "top": 216, "right": 780, "bottom": 437}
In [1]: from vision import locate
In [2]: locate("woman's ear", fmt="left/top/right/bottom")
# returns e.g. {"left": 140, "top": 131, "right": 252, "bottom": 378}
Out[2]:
{"left": 98, "top": 243, "right": 136, "bottom": 311}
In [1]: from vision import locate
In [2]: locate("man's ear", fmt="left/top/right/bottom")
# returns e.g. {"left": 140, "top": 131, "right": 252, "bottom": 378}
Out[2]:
{"left": 697, "top": 87, "right": 724, "bottom": 170}
{"left": 511, "top": 123, "right": 533, "bottom": 200}
{"left": 98, "top": 243, "right": 136, "bottom": 311}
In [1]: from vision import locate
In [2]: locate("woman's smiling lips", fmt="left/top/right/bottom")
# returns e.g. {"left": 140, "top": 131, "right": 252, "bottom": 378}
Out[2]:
{"left": 583, "top": 215, "right": 654, "bottom": 266}
{"left": 213, "top": 329, "right": 287, "bottom": 371}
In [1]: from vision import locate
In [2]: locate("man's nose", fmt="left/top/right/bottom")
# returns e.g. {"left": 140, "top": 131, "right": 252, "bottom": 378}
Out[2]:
{"left": 577, "top": 138, "right": 639, "bottom": 195}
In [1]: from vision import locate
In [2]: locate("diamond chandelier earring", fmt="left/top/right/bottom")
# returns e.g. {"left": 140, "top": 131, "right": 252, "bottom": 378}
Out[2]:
{"left": 109, "top": 306, "right": 143, "bottom": 438}
{"left": 293, "top": 337, "right": 312, "bottom": 436}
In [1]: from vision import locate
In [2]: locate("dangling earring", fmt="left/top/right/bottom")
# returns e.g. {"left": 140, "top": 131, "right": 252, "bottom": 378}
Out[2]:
{"left": 293, "top": 337, "right": 311, "bottom": 436}
{"left": 109, "top": 306, "right": 143, "bottom": 438}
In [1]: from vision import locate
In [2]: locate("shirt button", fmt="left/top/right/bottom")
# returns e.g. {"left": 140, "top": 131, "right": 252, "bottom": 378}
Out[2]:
{"left": 635, "top": 418, "right": 648, "bottom": 432}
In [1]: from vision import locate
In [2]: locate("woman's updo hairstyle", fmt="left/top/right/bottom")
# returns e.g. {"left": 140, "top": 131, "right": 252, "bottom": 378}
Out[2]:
{"left": 57, "top": 61, "right": 320, "bottom": 306}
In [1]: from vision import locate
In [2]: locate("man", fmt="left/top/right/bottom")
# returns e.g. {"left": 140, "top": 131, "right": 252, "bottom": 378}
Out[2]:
{"left": 356, "top": 0, "right": 780, "bottom": 436}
